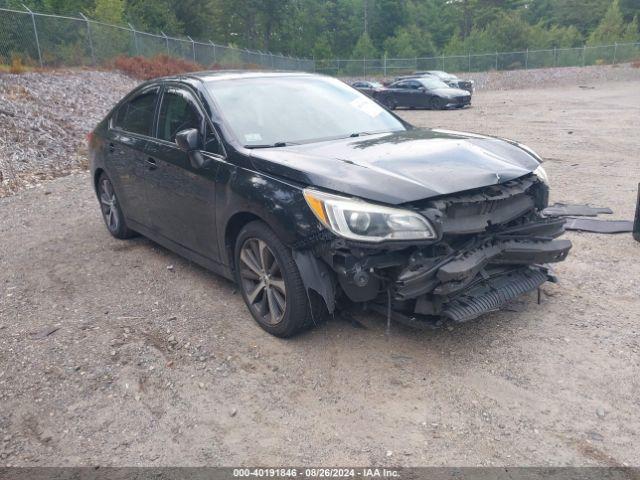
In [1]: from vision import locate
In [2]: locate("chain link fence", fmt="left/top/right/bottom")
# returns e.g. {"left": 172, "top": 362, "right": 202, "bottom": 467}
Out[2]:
{"left": 317, "top": 43, "right": 640, "bottom": 77}
{"left": 0, "top": 6, "right": 314, "bottom": 71}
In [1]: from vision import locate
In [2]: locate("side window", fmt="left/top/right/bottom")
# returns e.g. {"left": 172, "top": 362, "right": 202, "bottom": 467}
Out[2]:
{"left": 408, "top": 81, "right": 421, "bottom": 90}
{"left": 395, "top": 81, "right": 409, "bottom": 89}
{"left": 113, "top": 90, "right": 158, "bottom": 136}
{"left": 157, "top": 89, "right": 203, "bottom": 142}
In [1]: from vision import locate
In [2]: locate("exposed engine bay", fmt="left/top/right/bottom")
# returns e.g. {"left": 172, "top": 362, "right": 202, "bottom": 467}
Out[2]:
{"left": 297, "top": 174, "right": 572, "bottom": 326}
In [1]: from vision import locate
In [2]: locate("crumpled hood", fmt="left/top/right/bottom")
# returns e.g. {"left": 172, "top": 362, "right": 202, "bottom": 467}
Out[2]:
{"left": 248, "top": 128, "right": 540, "bottom": 205}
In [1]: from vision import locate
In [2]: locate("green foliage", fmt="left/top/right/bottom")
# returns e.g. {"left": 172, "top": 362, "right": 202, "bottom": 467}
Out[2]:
{"left": 125, "top": 0, "right": 182, "bottom": 33}
{"left": 92, "top": 0, "right": 124, "bottom": 24}
{"left": 623, "top": 14, "right": 640, "bottom": 41}
{"left": 312, "top": 35, "right": 333, "bottom": 60}
{"left": 383, "top": 24, "right": 435, "bottom": 57}
{"left": 588, "top": 0, "right": 628, "bottom": 44}
{"left": 1, "top": 0, "right": 639, "bottom": 61}
{"left": 351, "top": 31, "right": 377, "bottom": 58}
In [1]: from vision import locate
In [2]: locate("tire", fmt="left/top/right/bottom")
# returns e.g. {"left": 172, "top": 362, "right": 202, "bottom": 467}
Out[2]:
{"left": 97, "top": 172, "right": 136, "bottom": 239}
{"left": 234, "top": 220, "right": 325, "bottom": 337}
{"left": 384, "top": 97, "right": 397, "bottom": 110}
{"left": 433, "top": 97, "right": 448, "bottom": 110}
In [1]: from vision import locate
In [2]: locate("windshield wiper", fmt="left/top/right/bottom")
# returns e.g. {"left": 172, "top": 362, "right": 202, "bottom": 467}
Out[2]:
{"left": 244, "top": 141, "right": 298, "bottom": 149}
{"left": 349, "top": 131, "right": 375, "bottom": 137}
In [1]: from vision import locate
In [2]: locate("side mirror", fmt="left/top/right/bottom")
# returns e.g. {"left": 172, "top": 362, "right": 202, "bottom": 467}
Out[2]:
{"left": 175, "top": 128, "right": 201, "bottom": 152}
{"left": 175, "top": 128, "right": 212, "bottom": 170}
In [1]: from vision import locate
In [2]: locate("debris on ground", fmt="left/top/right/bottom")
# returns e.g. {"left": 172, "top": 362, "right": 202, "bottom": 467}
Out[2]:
{"left": 542, "top": 203, "right": 613, "bottom": 217}
{"left": 563, "top": 217, "right": 634, "bottom": 233}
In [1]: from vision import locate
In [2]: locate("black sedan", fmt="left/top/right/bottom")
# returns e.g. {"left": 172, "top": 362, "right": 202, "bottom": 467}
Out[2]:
{"left": 377, "top": 77, "right": 471, "bottom": 110}
{"left": 89, "top": 71, "right": 569, "bottom": 337}
{"left": 351, "top": 80, "right": 384, "bottom": 98}
{"left": 414, "top": 70, "right": 474, "bottom": 93}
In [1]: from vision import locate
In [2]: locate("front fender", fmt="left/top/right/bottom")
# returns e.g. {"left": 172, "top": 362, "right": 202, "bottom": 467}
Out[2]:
{"left": 215, "top": 154, "right": 324, "bottom": 264}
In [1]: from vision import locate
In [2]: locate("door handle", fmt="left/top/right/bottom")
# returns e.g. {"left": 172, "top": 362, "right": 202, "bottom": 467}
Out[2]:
{"left": 108, "top": 142, "right": 115, "bottom": 153}
{"left": 145, "top": 157, "right": 158, "bottom": 170}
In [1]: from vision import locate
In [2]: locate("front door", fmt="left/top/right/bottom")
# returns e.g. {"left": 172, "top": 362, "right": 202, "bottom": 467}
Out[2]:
{"left": 144, "top": 85, "right": 224, "bottom": 263}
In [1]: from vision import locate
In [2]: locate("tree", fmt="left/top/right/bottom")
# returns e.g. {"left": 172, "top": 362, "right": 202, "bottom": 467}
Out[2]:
{"left": 622, "top": 14, "right": 640, "bottom": 41}
{"left": 369, "top": 0, "right": 409, "bottom": 49}
{"left": 125, "top": 0, "right": 182, "bottom": 34}
{"left": 588, "top": 0, "right": 627, "bottom": 44}
{"left": 313, "top": 35, "right": 333, "bottom": 59}
{"left": 551, "top": 0, "right": 610, "bottom": 35}
{"left": 92, "top": 0, "right": 124, "bottom": 24}
{"left": 351, "top": 31, "right": 377, "bottom": 58}
{"left": 383, "top": 24, "right": 436, "bottom": 57}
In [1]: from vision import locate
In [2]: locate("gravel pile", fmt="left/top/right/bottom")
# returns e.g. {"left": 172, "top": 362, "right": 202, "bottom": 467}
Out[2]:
{"left": 0, "top": 70, "right": 138, "bottom": 197}
{"left": 467, "top": 63, "right": 640, "bottom": 90}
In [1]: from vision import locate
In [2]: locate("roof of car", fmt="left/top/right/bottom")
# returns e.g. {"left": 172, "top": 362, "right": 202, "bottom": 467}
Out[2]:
{"left": 167, "top": 70, "right": 316, "bottom": 83}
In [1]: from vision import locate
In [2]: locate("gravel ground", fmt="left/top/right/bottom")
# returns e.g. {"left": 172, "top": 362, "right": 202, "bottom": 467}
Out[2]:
{"left": 0, "top": 73, "right": 639, "bottom": 467}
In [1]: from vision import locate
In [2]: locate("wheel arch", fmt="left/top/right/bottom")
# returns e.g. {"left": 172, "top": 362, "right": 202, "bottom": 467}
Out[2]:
{"left": 93, "top": 168, "right": 105, "bottom": 195}
{"left": 224, "top": 211, "right": 264, "bottom": 273}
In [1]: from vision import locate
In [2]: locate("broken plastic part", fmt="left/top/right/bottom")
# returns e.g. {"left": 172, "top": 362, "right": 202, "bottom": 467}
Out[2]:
{"left": 542, "top": 203, "right": 613, "bottom": 217}
{"left": 293, "top": 250, "right": 336, "bottom": 314}
{"left": 563, "top": 218, "right": 633, "bottom": 234}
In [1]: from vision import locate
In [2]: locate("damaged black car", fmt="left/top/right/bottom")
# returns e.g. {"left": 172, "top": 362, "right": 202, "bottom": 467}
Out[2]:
{"left": 89, "top": 71, "right": 571, "bottom": 337}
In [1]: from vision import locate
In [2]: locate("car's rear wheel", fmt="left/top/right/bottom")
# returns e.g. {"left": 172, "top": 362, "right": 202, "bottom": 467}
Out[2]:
{"left": 97, "top": 173, "right": 136, "bottom": 239}
{"left": 234, "top": 221, "right": 322, "bottom": 337}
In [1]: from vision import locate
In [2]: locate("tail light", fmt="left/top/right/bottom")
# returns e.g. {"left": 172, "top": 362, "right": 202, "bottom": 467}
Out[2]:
{"left": 86, "top": 131, "right": 94, "bottom": 146}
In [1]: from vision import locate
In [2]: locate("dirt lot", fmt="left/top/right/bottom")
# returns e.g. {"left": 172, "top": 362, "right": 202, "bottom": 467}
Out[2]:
{"left": 1, "top": 78, "right": 639, "bottom": 467}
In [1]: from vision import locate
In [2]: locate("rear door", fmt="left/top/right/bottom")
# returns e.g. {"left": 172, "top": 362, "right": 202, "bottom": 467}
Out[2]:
{"left": 143, "top": 84, "right": 224, "bottom": 262}
{"left": 106, "top": 85, "right": 160, "bottom": 226}
{"left": 390, "top": 81, "right": 413, "bottom": 107}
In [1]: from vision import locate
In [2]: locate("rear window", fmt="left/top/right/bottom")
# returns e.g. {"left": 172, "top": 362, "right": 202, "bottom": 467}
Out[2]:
{"left": 113, "top": 89, "right": 158, "bottom": 136}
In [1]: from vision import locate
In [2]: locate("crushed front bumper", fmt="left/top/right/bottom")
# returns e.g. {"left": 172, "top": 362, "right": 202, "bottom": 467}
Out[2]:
{"left": 298, "top": 175, "right": 572, "bottom": 325}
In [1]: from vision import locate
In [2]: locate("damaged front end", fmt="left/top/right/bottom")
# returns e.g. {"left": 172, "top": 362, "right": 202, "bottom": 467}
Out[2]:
{"left": 299, "top": 174, "right": 571, "bottom": 326}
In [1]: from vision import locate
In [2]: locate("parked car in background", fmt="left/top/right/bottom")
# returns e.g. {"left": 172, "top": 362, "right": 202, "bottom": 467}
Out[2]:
{"left": 351, "top": 80, "right": 385, "bottom": 98}
{"left": 419, "top": 70, "right": 474, "bottom": 93}
{"left": 394, "top": 71, "right": 474, "bottom": 94}
{"left": 377, "top": 77, "right": 471, "bottom": 110}
{"left": 89, "top": 71, "right": 567, "bottom": 338}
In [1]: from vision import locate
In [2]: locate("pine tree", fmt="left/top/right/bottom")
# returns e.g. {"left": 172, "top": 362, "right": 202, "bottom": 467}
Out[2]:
{"left": 588, "top": 0, "right": 626, "bottom": 44}
{"left": 351, "top": 32, "right": 377, "bottom": 59}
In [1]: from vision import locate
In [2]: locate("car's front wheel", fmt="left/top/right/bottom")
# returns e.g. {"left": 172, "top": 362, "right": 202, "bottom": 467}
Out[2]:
{"left": 432, "top": 97, "right": 448, "bottom": 110}
{"left": 234, "top": 221, "right": 322, "bottom": 337}
{"left": 97, "top": 173, "right": 136, "bottom": 239}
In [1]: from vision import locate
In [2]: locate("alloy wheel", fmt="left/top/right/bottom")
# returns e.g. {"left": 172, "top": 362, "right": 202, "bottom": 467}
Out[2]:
{"left": 99, "top": 177, "right": 119, "bottom": 232}
{"left": 239, "top": 238, "right": 287, "bottom": 325}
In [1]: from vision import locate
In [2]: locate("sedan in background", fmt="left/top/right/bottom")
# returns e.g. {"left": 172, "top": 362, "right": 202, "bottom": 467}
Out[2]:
{"left": 419, "top": 70, "right": 474, "bottom": 93}
{"left": 377, "top": 77, "right": 471, "bottom": 110}
{"left": 351, "top": 80, "right": 385, "bottom": 99}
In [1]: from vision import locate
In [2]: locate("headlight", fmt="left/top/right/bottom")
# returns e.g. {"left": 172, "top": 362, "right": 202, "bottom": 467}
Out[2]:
{"left": 303, "top": 189, "right": 436, "bottom": 242}
{"left": 534, "top": 165, "right": 549, "bottom": 186}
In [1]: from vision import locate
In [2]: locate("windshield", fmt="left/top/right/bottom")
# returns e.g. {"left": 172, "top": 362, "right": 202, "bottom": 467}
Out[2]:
{"left": 429, "top": 71, "right": 457, "bottom": 81}
{"left": 419, "top": 77, "right": 450, "bottom": 90}
{"left": 206, "top": 76, "right": 406, "bottom": 147}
